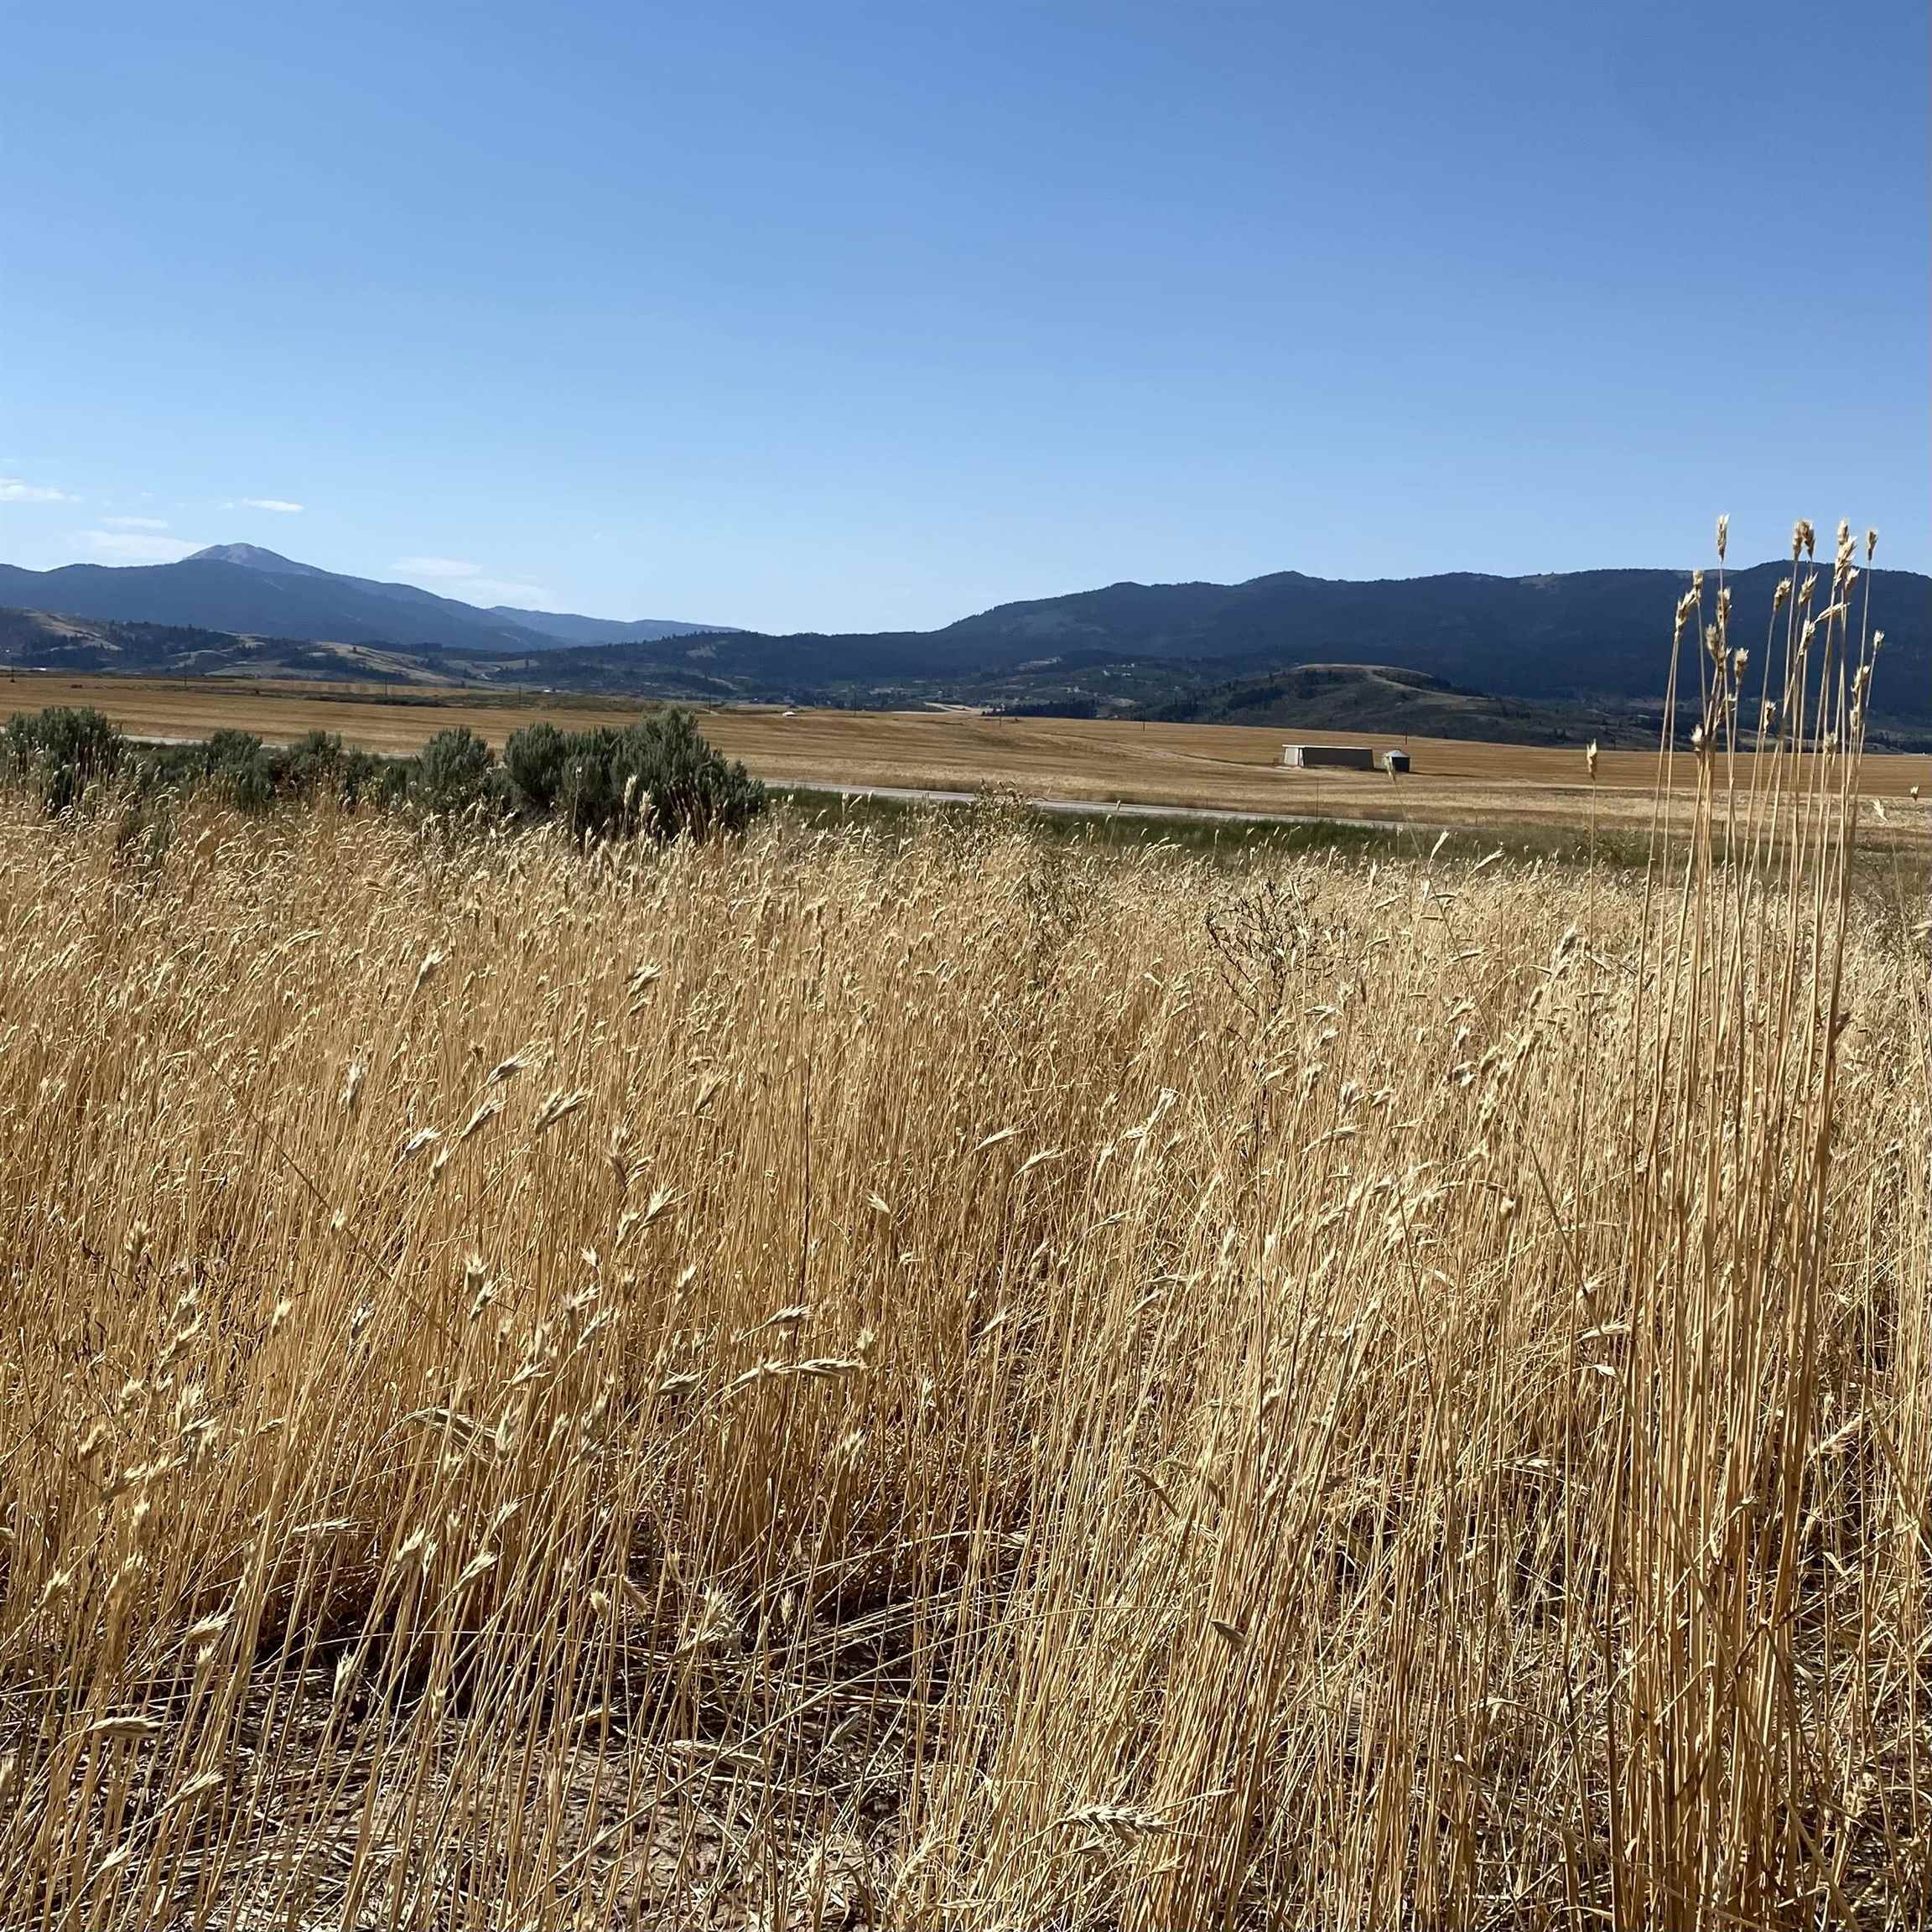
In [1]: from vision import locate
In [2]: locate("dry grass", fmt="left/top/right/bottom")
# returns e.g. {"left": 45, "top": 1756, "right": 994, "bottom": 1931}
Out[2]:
{"left": 17, "top": 671, "right": 1932, "bottom": 847}
{"left": 3, "top": 543, "right": 1930, "bottom": 1926}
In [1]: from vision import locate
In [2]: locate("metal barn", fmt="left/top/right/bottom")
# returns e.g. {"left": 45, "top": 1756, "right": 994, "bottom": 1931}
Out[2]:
{"left": 1280, "top": 744, "right": 1377, "bottom": 771}
{"left": 1279, "top": 744, "right": 1414, "bottom": 774}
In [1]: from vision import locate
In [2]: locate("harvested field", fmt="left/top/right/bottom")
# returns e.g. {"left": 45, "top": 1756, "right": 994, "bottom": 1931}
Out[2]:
{"left": 10, "top": 672, "right": 1931, "bottom": 846}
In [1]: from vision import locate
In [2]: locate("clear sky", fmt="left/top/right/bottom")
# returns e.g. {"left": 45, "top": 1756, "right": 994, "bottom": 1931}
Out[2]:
{"left": 3, "top": 0, "right": 1925, "bottom": 632}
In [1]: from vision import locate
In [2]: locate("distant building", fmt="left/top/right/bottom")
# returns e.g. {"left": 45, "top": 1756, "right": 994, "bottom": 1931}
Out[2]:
{"left": 1279, "top": 743, "right": 1412, "bottom": 774}
{"left": 1280, "top": 743, "right": 1376, "bottom": 771}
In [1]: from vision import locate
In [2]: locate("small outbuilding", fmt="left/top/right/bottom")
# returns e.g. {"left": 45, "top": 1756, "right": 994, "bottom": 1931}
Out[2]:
{"left": 1279, "top": 743, "right": 1414, "bottom": 774}
{"left": 1280, "top": 743, "right": 1377, "bottom": 771}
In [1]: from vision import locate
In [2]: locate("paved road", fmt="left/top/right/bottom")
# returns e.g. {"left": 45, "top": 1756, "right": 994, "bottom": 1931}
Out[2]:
{"left": 787, "top": 780, "right": 1427, "bottom": 836}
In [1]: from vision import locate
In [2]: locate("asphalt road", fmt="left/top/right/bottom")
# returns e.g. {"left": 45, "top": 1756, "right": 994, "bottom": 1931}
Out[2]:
{"left": 790, "top": 781, "right": 1422, "bottom": 835}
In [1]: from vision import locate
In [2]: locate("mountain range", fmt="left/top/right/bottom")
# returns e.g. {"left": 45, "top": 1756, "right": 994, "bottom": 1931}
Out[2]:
{"left": 0, "top": 545, "right": 732, "bottom": 654}
{"left": 2, "top": 543, "right": 1926, "bottom": 740}
{"left": 525, "top": 559, "right": 1931, "bottom": 730}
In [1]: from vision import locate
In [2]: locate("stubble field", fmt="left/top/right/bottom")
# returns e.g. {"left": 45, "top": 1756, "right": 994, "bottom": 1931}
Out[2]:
{"left": 13, "top": 672, "right": 1932, "bottom": 849}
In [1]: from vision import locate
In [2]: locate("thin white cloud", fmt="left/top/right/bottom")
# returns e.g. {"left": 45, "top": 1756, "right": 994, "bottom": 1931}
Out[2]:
{"left": 463, "top": 579, "right": 557, "bottom": 607}
{"left": 100, "top": 515, "right": 170, "bottom": 531}
{"left": 76, "top": 530, "right": 203, "bottom": 564}
{"left": 392, "top": 556, "right": 556, "bottom": 608}
{"left": 0, "top": 476, "right": 76, "bottom": 504}
{"left": 241, "top": 497, "right": 304, "bottom": 513}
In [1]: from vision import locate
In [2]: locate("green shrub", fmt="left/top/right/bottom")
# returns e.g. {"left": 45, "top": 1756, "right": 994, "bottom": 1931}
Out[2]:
{"left": 377, "top": 759, "right": 413, "bottom": 812}
{"left": 0, "top": 704, "right": 761, "bottom": 844}
{"left": 412, "top": 726, "right": 499, "bottom": 821}
{"left": 558, "top": 709, "right": 766, "bottom": 843}
{"left": 623, "top": 708, "right": 766, "bottom": 842}
{"left": 278, "top": 731, "right": 388, "bottom": 808}
{"left": 504, "top": 709, "right": 764, "bottom": 844}
{"left": 502, "top": 721, "right": 569, "bottom": 818}
{"left": 201, "top": 730, "right": 278, "bottom": 813}
{"left": 0, "top": 707, "right": 131, "bottom": 813}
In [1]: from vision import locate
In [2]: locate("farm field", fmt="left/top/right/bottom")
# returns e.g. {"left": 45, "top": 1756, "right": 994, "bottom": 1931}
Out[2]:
{"left": 10, "top": 671, "right": 1932, "bottom": 846}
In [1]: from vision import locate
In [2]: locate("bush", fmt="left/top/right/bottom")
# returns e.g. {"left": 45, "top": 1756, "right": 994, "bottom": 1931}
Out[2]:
{"left": 506, "top": 709, "right": 765, "bottom": 844}
{"left": 0, "top": 707, "right": 131, "bottom": 813}
{"left": 617, "top": 708, "right": 766, "bottom": 843}
{"left": 502, "top": 721, "right": 569, "bottom": 818}
{"left": 377, "top": 758, "right": 414, "bottom": 813}
{"left": 0, "top": 704, "right": 762, "bottom": 844}
{"left": 558, "top": 709, "right": 766, "bottom": 844}
{"left": 136, "top": 729, "right": 280, "bottom": 813}
{"left": 202, "top": 729, "right": 278, "bottom": 813}
{"left": 280, "top": 730, "right": 387, "bottom": 808}
{"left": 412, "top": 726, "right": 499, "bottom": 822}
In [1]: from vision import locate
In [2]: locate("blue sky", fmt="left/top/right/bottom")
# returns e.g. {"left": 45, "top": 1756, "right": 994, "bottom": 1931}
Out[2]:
{"left": 3, "top": 0, "right": 1925, "bottom": 631}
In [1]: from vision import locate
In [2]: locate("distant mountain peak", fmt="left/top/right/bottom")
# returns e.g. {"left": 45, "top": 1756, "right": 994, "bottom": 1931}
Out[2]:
{"left": 187, "top": 543, "right": 327, "bottom": 576}
{"left": 0, "top": 545, "right": 736, "bottom": 655}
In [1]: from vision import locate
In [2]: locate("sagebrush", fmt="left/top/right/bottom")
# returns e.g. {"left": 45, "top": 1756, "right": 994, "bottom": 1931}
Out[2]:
{"left": 0, "top": 704, "right": 766, "bottom": 844}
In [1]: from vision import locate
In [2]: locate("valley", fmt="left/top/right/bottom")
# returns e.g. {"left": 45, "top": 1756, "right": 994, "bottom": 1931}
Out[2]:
{"left": 13, "top": 670, "right": 1931, "bottom": 848}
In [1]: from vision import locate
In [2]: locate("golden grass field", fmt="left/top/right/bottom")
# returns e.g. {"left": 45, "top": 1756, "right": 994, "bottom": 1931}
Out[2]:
{"left": 2, "top": 747, "right": 1928, "bottom": 1926}
{"left": 3, "top": 553, "right": 1929, "bottom": 1925}
{"left": 11, "top": 670, "right": 1932, "bottom": 847}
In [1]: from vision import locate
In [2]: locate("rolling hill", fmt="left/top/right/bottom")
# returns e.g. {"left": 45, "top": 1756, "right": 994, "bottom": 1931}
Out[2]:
{"left": 925, "top": 563, "right": 1932, "bottom": 714}
{"left": 0, "top": 607, "right": 510, "bottom": 687}
{"left": 462, "top": 561, "right": 1928, "bottom": 722}
{"left": 1129, "top": 662, "right": 1656, "bottom": 745}
{"left": 496, "top": 561, "right": 1929, "bottom": 731}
